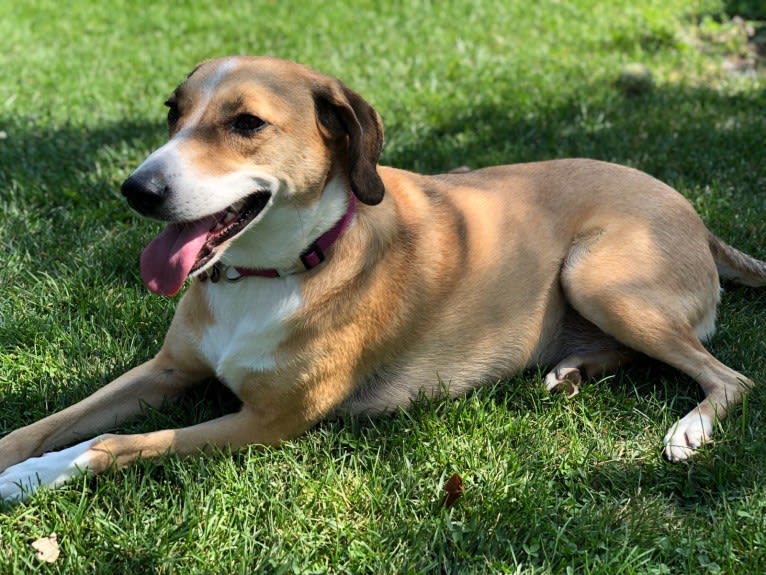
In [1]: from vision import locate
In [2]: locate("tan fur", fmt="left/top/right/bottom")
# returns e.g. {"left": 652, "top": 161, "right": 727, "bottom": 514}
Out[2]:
{"left": 1, "top": 56, "right": 764, "bottom": 487}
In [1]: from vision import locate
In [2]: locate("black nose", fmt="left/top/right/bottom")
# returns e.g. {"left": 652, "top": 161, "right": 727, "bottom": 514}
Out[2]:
{"left": 121, "top": 171, "right": 169, "bottom": 216}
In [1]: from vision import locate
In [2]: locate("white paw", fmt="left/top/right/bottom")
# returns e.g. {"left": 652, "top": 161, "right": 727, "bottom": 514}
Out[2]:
{"left": 544, "top": 367, "right": 581, "bottom": 397}
{"left": 0, "top": 437, "right": 99, "bottom": 502}
{"left": 663, "top": 411, "right": 713, "bottom": 462}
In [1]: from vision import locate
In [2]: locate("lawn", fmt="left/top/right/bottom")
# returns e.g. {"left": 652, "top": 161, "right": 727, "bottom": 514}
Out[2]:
{"left": 1, "top": 0, "right": 765, "bottom": 573}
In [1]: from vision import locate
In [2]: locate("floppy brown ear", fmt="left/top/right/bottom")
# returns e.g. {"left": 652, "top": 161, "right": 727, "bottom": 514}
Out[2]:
{"left": 314, "top": 81, "right": 385, "bottom": 205}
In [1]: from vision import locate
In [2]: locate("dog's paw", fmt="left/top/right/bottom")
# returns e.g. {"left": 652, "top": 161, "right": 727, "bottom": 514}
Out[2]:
{"left": 663, "top": 410, "right": 713, "bottom": 462}
{"left": 544, "top": 367, "right": 582, "bottom": 397}
{"left": 0, "top": 438, "right": 98, "bottom": 502}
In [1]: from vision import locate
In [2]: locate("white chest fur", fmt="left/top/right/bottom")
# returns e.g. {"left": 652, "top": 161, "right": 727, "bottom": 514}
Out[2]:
{"left": 199, "top": 276, "right": 304, "bottom": 394}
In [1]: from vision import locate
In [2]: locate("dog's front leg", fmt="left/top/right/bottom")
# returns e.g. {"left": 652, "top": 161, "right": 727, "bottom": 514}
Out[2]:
{"left": 0, "top": 353, "right": 205, "bottom": 499}
{"left": 71, "top": 405, "right": 291, "bottom": 471}
{"left": 0, "top": 399, "right": 307, "bottom": 502}
{"left": 80, "top": 366, "right": 349, "bottom": 471}
{"left": 0, "top": 366, "right": 346, "bottom": 501}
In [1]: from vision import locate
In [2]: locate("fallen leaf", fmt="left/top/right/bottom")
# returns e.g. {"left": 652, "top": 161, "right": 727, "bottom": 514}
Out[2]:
{"left": 441, "top": 473, "right": 463, "bottom": 508}
{"left": 31, "top": 533, "right": 60, "bottom": 563}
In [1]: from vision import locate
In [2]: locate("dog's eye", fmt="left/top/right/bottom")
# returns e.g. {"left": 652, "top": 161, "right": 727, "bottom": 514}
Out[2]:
{"left": 165, "top": 100, "right": 180, "bottom": 126}
{"left": 231, "top": 113, "right": 266, "bottom": 135}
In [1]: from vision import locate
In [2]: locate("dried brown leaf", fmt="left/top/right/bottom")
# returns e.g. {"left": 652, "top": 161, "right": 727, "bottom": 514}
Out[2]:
{"left": 441, "top": 473, "right": 464, "bottom": 508}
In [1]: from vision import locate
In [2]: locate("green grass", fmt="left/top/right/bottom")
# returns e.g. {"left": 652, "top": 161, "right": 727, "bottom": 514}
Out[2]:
{"left": 1, "top": 0, "right": 765, "bottom": 572}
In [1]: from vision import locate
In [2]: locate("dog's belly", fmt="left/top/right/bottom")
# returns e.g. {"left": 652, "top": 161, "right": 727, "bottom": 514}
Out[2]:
{"left": 338, "top": 289, "right": 568, "bottom": 414}
{"left": 339, "top": 358, "right": 515, "bottom": 415}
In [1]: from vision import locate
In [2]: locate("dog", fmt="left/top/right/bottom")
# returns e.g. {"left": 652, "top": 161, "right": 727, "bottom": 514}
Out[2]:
{"left": 1, "top": 56, "right": 763, "bottom": 501}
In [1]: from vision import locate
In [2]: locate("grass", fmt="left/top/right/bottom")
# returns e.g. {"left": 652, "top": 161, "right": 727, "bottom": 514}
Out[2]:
{"left": 1, "top": 0, "right": 765, "bottom": 572}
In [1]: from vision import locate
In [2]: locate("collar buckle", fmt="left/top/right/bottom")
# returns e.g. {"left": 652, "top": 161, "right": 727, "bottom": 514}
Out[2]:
{"left": 299, "top": 242, "right": 325, "bottom": 271}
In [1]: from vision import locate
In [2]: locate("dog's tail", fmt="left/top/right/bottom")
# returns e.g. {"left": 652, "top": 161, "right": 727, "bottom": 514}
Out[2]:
{"left": 709, "top": 233, "right": 766, "bottom": 287}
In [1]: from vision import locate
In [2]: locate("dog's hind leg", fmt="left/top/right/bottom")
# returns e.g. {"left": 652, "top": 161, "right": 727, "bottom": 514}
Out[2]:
{"left": 544, "top": 348, "right": 636, "bottom": 396}
{"left": 543, "top": 309, "right": 636, "bottom": 395}
{"left": 559, "top": 223, "right": 754, "bottom": 461}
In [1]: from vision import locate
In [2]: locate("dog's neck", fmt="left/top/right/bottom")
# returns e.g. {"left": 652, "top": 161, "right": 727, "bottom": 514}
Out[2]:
{"left": 203, "top": 178, "right": 356, "bottom": 282}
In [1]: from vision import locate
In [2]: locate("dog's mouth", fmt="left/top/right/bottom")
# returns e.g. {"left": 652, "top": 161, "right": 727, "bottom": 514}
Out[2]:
{"left": 140, "top": 191, "right": 272, "bottom": 297}
{"left": 191, "top": 191, "right": 272, "bottom": 272}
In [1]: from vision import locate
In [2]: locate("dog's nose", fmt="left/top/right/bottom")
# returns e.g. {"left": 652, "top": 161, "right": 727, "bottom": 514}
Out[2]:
{"left": 121, "top": 171, "right": 169, "bottom": 215}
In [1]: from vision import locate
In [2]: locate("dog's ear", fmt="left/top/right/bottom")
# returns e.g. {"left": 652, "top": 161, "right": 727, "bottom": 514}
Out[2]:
{"left": 314, "top": 81, "right": 385, "bottom": 205}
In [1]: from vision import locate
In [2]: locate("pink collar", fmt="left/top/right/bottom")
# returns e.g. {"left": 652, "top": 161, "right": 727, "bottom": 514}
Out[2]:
{"left": 201, "top": 194, "right": 357, "bottom": 283}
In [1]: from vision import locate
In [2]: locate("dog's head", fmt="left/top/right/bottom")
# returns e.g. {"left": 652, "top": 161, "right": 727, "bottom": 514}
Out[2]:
{"left": 121, "top": 56, "right": 384, "bottom": 296}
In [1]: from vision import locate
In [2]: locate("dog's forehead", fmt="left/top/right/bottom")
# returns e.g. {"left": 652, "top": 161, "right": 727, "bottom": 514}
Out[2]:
{"left": 177, "top": 57, "right": 319, "bottom": 107}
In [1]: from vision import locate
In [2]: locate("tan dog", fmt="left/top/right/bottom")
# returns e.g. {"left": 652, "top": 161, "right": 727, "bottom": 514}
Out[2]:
{"left": 1, "top": 56, "right": 764, "bottom": 501}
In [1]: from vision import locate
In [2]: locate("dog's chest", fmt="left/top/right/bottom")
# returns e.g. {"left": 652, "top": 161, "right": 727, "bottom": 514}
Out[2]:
{"left": 198, "top": 277, "right": 303, "bottom": 393}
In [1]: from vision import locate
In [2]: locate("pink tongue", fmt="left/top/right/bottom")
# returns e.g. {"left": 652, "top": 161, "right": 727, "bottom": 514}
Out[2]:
{"left": 140, "top": 216, "right": 218, "bottom": 296}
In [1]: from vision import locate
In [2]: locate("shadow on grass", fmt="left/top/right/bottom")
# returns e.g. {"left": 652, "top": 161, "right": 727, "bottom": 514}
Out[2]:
{"left": 0, "top": 115, "right": 160, "bottom": 202}
{"left": 314, "top": 360, "right": 766, "bottom": 570}
{"left": 722, "top": 0, "right": 766, "bottom": 21}
{"left": 0, "top": 115, "right": 165, "bottom": 279}
{"left": 385, "top": 82, "right": 764, "bottom": 191}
